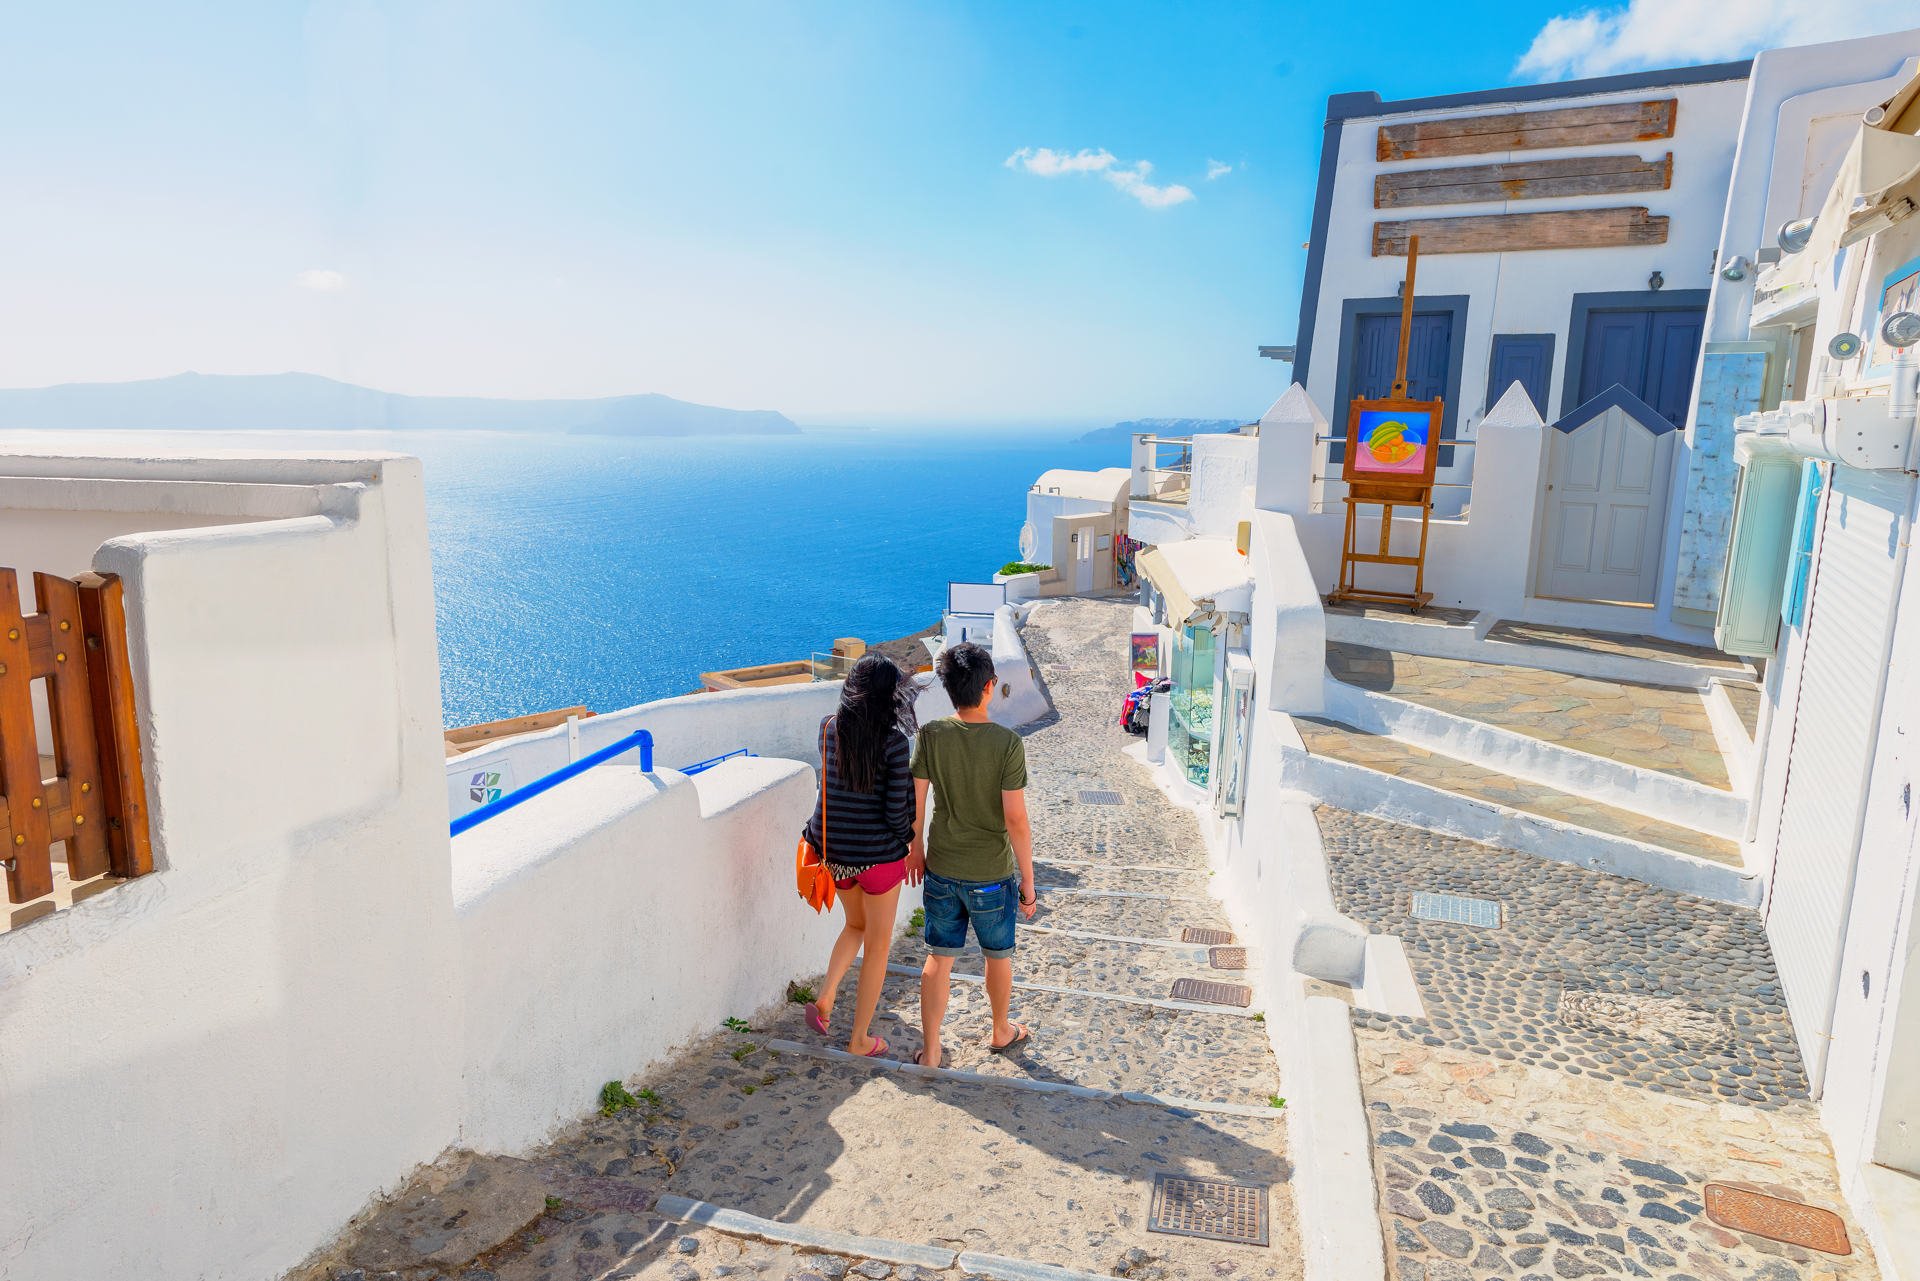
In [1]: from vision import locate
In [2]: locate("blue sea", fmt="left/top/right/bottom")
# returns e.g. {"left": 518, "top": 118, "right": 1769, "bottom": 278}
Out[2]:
{"left": 395, "top": 428, "right": 1120, "bottom": 726}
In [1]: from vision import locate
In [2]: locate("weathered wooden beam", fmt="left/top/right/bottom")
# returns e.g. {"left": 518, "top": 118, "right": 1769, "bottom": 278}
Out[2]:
{"left": 1374, "top": 152, "right": 1673, "bottom": 208}
{"left": 1378, "top": 98, "right": 1677, "bottom": 161}
{"left": 1373, "top": 206, "right": 1670, "bottom": 255}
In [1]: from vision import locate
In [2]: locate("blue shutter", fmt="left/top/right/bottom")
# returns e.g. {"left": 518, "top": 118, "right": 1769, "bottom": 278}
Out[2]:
{"left": 1487, "top": 334, "right": 1554, "bottom": 418}
{"left": 1783, "top": 461, "right": 1825, "bottom": 629}
{"left": 1578, "top": 311, "right": 1652, "bottom": 405}
{"left": 1647, "top": 310, "right": 1705, "bottom": 429}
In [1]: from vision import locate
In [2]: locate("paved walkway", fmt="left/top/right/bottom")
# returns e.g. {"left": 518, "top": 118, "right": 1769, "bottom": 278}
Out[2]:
{"left": 300, "top": 599, "right": 1298, "bottom": 1281}
{"left": 1322, "top": 808, "right": 1876, "bottom": 1281}
{"left": 1325, "top": 642, "right": 1730, "bottom": 790}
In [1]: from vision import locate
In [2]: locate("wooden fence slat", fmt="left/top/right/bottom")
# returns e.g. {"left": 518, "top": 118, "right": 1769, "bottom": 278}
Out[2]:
{"left": 35, "top": 573, "right": 110, "bottom": 880}
{"left": 1377, "top": 98, "right": 1677, "bottom": 161}
{"left": 1374, "top": 152, "right": 1673, "bottom": 208}
{"left": 0, "top": 569, "right": 54, "bottom": 903}
{"left": 1372, "top": 206, "right": 1669, "bottom": 256}
{"left": 75, "top": 573, "right": 152, "bottom": 879}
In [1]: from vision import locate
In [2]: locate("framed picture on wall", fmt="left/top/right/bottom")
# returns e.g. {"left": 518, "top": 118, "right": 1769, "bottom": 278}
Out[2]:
{"left": 1342, "top": 396, "right": 1444, "bottom": 489}
{"left": 1130, "top": 632, "right": 1161, "bottom": 675}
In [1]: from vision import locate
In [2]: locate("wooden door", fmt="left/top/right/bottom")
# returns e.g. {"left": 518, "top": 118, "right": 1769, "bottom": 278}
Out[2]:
{"left": 1575, "top": 306, "right": 1704, "bottom": 428}
{"left": 1487, "top": 333, "right": 1554, "bottom": 417}
{"left": 1343, "top": 309, "right": 1455, "bottom": 462}
{"left": 1534, "top": 402, "right": 1677, "bottom": 604}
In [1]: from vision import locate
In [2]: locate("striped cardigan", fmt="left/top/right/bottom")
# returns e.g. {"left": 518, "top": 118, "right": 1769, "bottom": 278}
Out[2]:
{"left": 802, "top": 719, "right": 914, "bottom": 870}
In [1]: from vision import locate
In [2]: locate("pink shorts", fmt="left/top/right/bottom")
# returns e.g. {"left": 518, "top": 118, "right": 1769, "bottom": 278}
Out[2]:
{"left": 833, "top": 858, "right": 910, "bottom": 895}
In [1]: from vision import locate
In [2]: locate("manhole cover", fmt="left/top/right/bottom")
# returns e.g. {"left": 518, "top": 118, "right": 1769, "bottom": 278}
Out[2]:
{"left": 1147, "top": 1173, "right": 1269, "bottom": 1246}
{"left": 1560, "top": 988, "right": 1734, "bottom": 1053}
{"left": 1409, "top": 891, "right": 1502, "bottom": 928}
{"left": 1182, "top": 928, "right": 1236, "bottom": 946}
{"left": 1209, "top": 946, "right": 1248, "bottom": 969}
{"left": 1703, "top": 1184, "right": 1851, "bottom": 1255}
{"left": 1170, "top": 978, "right": 1253, "bottom": 1007}
{"left": 1078, "top": 789, "right": 1125, "bottom": 806}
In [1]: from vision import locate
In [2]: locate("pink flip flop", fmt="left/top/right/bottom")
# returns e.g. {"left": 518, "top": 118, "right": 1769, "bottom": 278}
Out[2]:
{"left": 856, "top": 1035, "right": 890, "bottom": 1059}
{"left": 805, "top": 1002, "right": 830, "bottom": 1036}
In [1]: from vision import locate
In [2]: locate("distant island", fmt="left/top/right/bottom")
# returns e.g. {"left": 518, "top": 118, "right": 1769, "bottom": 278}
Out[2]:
{"left": 1073, "top": 417, "right": 1247, "bottom": 447}
{"left": 0, "top": 371, "right": 800, "bottom": 436}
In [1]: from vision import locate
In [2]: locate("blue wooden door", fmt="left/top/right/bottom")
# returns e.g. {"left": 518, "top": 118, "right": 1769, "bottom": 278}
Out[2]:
{"left": 1347, "top": 310, "right": 1455, "bottom": 462}
{"left": 1487, "top": 333, "right": 1554, "bottom": 417}
{"left": 1575, "top": 306, "right": 1704, "bottom": 429}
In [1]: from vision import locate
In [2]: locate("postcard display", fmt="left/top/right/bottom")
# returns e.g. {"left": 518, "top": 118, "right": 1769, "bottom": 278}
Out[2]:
{"left": 1328, "top": 235, "right": 1444, "bottom": 611}
{"left": 1168, "top": 621, "right": 1217, "bottom": 788}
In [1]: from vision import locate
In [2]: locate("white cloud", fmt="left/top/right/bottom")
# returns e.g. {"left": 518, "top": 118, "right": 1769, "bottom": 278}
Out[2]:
{"left": 1004, "top": 146, "right": 1196, "bottom": 209}
{"left": 1516, "top": 0, "right": 1917, "bottom": 80}
{"left": 1206, "top": 159, "right": 1235, "bottom": 181}
{"left": 295, "top": 268, "right": 347, "bottom": 292}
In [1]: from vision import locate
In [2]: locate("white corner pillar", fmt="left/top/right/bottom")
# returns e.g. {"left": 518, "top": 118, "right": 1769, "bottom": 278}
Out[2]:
{"left": 1255, "top": 384, "right": 1327, "bottom": 516}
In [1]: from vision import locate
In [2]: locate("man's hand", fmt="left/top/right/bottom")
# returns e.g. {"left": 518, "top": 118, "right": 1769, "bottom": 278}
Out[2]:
{"left": 1018, "top": 883, "right": 1038, "bottom": 920}
{"left": 906, "top": 841, "right": 926, "bottom": 887}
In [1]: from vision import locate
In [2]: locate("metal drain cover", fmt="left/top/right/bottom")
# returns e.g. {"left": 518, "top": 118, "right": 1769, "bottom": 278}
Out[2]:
{"left": 1209, "top": 946, "right": 1248, "bottom": 970}
{"left": 1170, "top": 978, "right": 1253, "bottom": 1007}
{"left": 1078, "top": 789, "right": 1124, "bottom": 805}
{"left": 1704, "top": 1184, "right": 1851, "bottom": 1255}
{"left": 1410, "top": 891, "right": 1502, "bottom": 928}
{"left": 1182, "top": 928, "right": 1236, "bottom": 946}
{"left": 1147, "top": 1173, "right": 1269, "bottom": 1246}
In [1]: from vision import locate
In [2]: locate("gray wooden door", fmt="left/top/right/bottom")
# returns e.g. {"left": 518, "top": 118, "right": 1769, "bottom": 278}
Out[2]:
{"left": 1535, "top": 399, "right": 1676, "bottom": 604}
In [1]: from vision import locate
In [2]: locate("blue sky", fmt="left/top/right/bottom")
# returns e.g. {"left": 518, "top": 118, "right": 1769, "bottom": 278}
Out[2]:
{"left": 0, "top": 0, "right": 1904, "bottom": 425}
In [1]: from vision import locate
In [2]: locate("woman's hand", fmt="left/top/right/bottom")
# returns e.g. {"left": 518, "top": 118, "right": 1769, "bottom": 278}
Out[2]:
{"left": 906, "top": 841, "right": 926, "bottom": 886}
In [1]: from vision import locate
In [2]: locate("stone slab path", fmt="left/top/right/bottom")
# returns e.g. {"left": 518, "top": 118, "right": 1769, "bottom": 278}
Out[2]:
{"left": 1482, "top": 621, "right": 1749, "bottom": 673}
{"left": 1320, "top": 808, "right": 1877, "bottom": 1281}
{"left": 1325, "top": 643, "right": 1731, "bottom": 791}
{"left": 298, "top": 599, "right": 1298, "bottom": 1281}
{"left": 1295, "top": 718, "right": 1739, "bottom": 866}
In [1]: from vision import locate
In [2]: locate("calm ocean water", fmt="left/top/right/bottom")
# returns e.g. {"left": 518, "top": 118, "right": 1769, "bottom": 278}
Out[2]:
{"left": 394, "top": 428, "right": 1120, "bottom": 726}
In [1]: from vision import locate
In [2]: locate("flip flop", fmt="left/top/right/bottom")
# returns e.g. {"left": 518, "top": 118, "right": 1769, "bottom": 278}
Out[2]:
{"left": 989, "top": 1025, "right": 1031, "bottom": 1055}
{"left": 916, "top": 1044, "right": 942, "bottom": 1068}
{"left": 856, "top": 1035, "right": 890, "bottom": 1059}
{"left": 804, "top": 1002, "right": 830, "bottom": 1036}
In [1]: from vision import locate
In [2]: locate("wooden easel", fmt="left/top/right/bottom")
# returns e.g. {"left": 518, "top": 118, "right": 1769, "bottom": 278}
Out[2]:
{"left": 1328, "top": 236, "right": 1438, "bottom": 612}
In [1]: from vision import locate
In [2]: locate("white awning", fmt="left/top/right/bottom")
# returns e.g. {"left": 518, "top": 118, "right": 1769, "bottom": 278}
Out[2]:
{"left": 1138, "top": 537, "right": 1253, "bottom": 625}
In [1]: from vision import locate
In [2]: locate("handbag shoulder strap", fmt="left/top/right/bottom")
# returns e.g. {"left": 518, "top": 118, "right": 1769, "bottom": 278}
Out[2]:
{"left": 818, "top": 717, "right": 831, "bottom": 847}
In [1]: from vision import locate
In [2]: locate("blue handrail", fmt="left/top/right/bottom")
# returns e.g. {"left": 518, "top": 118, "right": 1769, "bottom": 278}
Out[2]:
{"left": 680, "top": 748, "right": 756, "bottom": 776}
{"left": 450, "top": 730, "right": 654, "bottom": 837}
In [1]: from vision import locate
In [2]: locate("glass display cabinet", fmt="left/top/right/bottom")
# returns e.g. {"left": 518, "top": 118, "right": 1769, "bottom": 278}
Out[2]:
{"left": 1167, "top": 621, "right": 1217, "bottom": 788}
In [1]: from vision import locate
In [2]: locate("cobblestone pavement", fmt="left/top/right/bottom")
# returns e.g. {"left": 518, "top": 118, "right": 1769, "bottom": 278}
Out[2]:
{"left": 300, "top": 598, "right": 1298, "bottom": 1281}
{"left": 1325, "top": 642, "right": 1731, "bottom": 790}
{"left": 1295, "top": 718, "right": 1739, "bottom": 866}
{"left": 1320, "top": 809, "right": 1874, "bottom": 1280}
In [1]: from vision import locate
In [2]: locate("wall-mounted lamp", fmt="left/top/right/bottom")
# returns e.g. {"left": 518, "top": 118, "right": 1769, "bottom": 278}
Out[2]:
{"left": 1648, "top": 270, "right": 1664, "bottom": 292}
{"left": 1882, "top": 310, "right": 1920, "bottom": 350}
{"left": 1720, "top": 255, "right": 1754, "bottom": 282}
{"left": 1779, "top": 217, "right": 1816, "bottom": 254}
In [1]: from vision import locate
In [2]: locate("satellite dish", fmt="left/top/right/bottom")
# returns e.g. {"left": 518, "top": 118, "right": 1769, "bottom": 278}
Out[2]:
{"left": 1829, "top": 332, "right": 1864, "bottom": 361}
{"left": 1018, "top": 523, "right": 1038, "bottom": 561}
{"left": 1881, "top": 310, "right": 1920, "bottom": 350}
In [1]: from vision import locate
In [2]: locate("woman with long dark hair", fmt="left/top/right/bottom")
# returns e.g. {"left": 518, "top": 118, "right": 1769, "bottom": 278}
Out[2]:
{"left": 800, "top": 653, "right": 915, "bottom": 1057}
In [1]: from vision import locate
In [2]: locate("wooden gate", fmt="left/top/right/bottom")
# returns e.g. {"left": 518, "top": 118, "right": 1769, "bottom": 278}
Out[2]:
{"left": 1, "top": 568, "right": 151, "bottom": 913}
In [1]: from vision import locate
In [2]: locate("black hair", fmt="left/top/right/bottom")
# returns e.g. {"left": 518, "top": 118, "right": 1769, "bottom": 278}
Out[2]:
{"left": 936, "top": 641, "right": 996, "bottom": 710}
{"left": 834, "top": 653, "right": 904, "bottom": 794}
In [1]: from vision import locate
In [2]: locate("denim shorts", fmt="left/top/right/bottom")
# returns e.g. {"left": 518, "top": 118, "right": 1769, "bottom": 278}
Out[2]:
{"left": 922, "top": 871, "right": 1020, "bottom": 959}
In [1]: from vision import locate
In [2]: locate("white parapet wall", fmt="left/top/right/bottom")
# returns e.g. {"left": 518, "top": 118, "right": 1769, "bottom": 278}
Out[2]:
{"left": 454, "top": 757, "right": 850, "bottom": 1154}
{"left": 447, "top": 681, "right": 843, "bottom": 822}
{"left": 0, "top": 449, "right": 464, "bottom": 1281}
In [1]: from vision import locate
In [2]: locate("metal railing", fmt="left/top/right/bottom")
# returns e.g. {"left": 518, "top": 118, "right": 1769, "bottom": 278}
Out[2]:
{"left": 680, "top": 749, "right": 756, "bottom": 776}
{"left": 450, "top": 729, "right": 655, "bottom": 837}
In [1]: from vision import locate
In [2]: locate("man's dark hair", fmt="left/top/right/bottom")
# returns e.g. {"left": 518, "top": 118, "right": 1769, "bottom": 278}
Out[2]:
{"left": 936, "top": 641, "right": 997, "bottom": 710}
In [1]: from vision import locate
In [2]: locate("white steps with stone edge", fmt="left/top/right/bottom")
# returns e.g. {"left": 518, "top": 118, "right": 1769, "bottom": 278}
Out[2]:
{"left": 1324, "top": 608, "right": 1757, "bottom": 693}
{"left": 1277, "top": 714, "right": 1760, "bottom": 907}
{"left": 1318, "top": 672, "right": 1747, "bottom": 839}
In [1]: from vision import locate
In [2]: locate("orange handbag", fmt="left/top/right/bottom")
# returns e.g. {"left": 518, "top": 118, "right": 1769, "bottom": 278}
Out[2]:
{"left": 796, "top": 721, "right": 837, "bottom": 913}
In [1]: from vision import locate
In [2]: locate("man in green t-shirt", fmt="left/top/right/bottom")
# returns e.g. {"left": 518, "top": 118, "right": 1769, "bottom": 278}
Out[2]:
{"left": 906, "top": 641, "right": 1036, "bottom": 1068}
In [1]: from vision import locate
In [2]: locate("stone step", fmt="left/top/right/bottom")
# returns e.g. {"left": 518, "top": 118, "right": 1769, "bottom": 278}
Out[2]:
{"left": 1284, "top": 716, "right": 1758, "bottom": 907}
{"left": 1324, "top": 605, "right": 1753, "bottom": 691}
{"left": 1321, "top": 647, "right": 1745, "bottom": 839}
{"left": 891, "top": 923, "right": 1232, "bottom": 1002}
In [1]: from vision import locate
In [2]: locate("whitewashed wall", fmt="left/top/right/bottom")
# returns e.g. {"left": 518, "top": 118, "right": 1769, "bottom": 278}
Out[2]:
{"left": 455, "top": 757, "right": 859, "bottom": 1153}
{"left": 0, "top": 452, "right": 462, "bottom": 1281}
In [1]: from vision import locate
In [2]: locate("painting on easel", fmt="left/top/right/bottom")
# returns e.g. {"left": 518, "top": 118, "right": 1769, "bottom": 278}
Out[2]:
{"left": 1345, "top": 399, "right": 1441, "bottom": 486}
